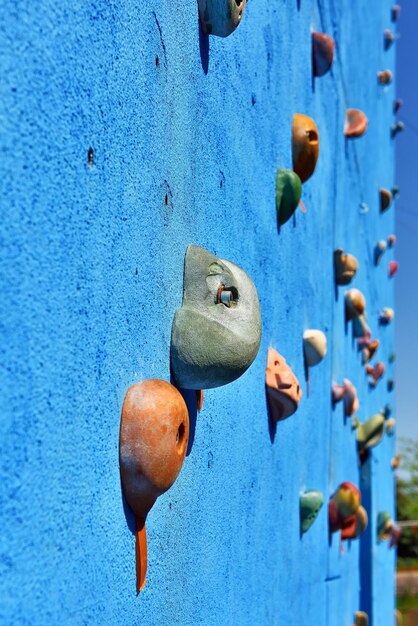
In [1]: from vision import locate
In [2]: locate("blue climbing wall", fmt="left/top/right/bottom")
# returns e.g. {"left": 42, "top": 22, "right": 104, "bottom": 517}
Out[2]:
{"left": 0, "top": 1, "right": 396, "bottom": 624}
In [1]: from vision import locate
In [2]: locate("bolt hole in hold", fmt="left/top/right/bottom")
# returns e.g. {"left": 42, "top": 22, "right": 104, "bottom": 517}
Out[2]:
{"left": 235, "top": 0, "right": 242, "bottom": 5}
{"left": 307, "top": 130, "right": 318, "bottom": 144}
{"left": 216, "top": 284, "right": 238, "bottom": 307}
{"left": 176, "top": 422, "right": 185, "bottom": 446}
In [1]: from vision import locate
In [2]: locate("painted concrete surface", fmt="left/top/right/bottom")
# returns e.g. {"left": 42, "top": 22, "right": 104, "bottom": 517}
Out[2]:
{"left": 1, "top": 1, "right": 396, "bottom": 624}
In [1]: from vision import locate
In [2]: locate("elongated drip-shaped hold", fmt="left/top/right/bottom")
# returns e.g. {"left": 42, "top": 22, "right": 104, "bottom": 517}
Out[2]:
{"left": 357, "top": 413, "right": 385, "bottom": 450}
{"left": 329, "top": 482, "right": 360, "bottom": 533}
{"left": 120, "top": 379, "right": 190, "bottom": 592}
{"left": 303, "top": 329, "right": 327, "bottom": 367}
{"left": 334, "top": 249, "right": 358, "bottom": 285}
{"left": 197, "top": 0, "right": 246, "bottom": 37}
{"left": 344, "top": 109, "right": 368, "bottom": 138}
{"left": 300, "top": 490, "right": 324, "bottom": 533}
{"left": 276, "top": 169, "right": 302, "bottom": 226}
{"left": 312, "top": 32, "right": 335, "bottom": 77}
{"left": 265, "top": 348, "right": 302, "bottom": 421}
{"left": 386, "top": 417, "right": 396, "bottom": 435}
{"left": 380, "top": 188, "right": 393, "bottom": 212}
{"left": 332, "top": 379, "right": 359, "bottom": 417}
{"left": 378, "top": 69, "right": 393, "bottom": 85}
{"left": 394, "top": 99, "right": 403, "bottom": 113}
{"left": 292, "top": 114, "right": 320, "bottom": 183}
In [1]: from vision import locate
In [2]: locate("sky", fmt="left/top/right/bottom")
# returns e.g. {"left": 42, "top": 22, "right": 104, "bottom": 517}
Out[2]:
{"left": 394, "top": 0, "right": 418, "bottom": 444}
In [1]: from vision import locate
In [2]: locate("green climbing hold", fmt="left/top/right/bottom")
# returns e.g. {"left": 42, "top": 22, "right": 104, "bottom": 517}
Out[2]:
{"left": 300, "top": 490, "right": 324, "bottom": 533}
{"left": 276, "top": 169, "right": 302, "bottom": 226}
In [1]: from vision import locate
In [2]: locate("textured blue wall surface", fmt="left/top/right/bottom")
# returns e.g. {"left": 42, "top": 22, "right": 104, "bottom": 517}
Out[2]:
{"left": 0, "top": 1, "right": 396, "bottom": 625}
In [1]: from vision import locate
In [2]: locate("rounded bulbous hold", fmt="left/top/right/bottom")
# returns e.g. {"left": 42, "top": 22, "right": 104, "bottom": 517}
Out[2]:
{"left": 380, "top": 188, "right": 393, "bottom": 212}
{"left": 120, "top": 379, "right": 190, "bottom": 520}
{"left": 334, "top": 249, "right": 358, "bottom": 285}
{"left": 377, "top": 511, "right": 394, "bottom": 542}
{"left": 344, "top": 109, "right": 368, "bottom": 138}
{"left": 388, "top": 234, "right": 396, "bottom": 247}
{"left": 300, "top": 490, "right": 324, "bottom": 533}
{"left": 386, "top": 417, "right": 396, "bottom": 435}
{"left": 374, "top": 240, "right": 387, "bottom": 265}
{"left": 265, "top": 348, "right": 302, "bottom": 421}
{"left": 366, "top": 362, "right": 385, "bottom": 386}
{"left": 391, "top": 454, "right": 401, "bottom": 469}
{"left": 197, "top": 0, "right": 246, "bottom": 38}
{"left": 345, "top": 289, "right": 366, "bottom": 320}
{"left": 392, "top": 121, "right": 405, "bottom": 136}
{"left": 276, "top": 169, "right": 302, "bottom": 226}
{"left": 171, "top": 245, "right": 262, "bottom": 389}
{"left": 292, "top": 114, "right": 320, "bottom": 183}
{"left": 303, "top": 329, "right": 327, "bottom": 367}
{"left": 380, "top": 307, "right": 395, "bottom": 324}
{"left": 341, "top": 505, "right": 368, "bottom": 540}
{"left": 312, "top": 32, "right": 335, "bottom": 77}
{"left": 384, "top": 29, "right": 395, "bottom": 47}
{"left": 357, "top": 413, "right": 385, "bottom": 450}
{"left": 389, "top": 260, "right": 399, "bottom": 277}
{"left": 355, "top": 611, "right": 369, "bottom": 626}
{"left": 329, "top": 482, "right": 361, "bottom": 533}
{"left": 378, "top": 69, "right": 393, "bottom": 85}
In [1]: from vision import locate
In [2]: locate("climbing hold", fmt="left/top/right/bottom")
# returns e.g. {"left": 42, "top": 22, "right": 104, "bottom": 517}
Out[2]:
{"left": 292, "top": 114, "right": 320, "bottom": 183}
{"left": 197, "top": 0, "right": 246, "bottom": 37}
{"left": 331, "top": 379, "right": 359, "bottom": 417}
{"left": 366, "top": 362, "right": 385, "bottom": 386}
{"left": 374, "top": 240, "right": 387, "bottom": 265}
{"left": 303, "top": 329, "right": 327, "bottom": 367}
{"left": 355, "top": 612, "right": 369, "bottom": 626}
{"left": 388, "top": 234, "right": 396, "bottom": 247}
{"left": 357, "top": 413, "right": 385, "bottom": 450}
{"left": 392, "top": 121, "right": 405, "bottom": 136}
{"left": 377, "top": 512, "right": 394, "bottom": 543}
{"left": 387, "top": 378, "right": 395, "bottom": 392}
{"left": 120, "top": 379, "right": 190, "bottom": 592}
{"left": 394, "top": 99, "right": 403, "bottom": 113}
{"left": 334, "top": 249, "right": 358, "bottom": 285}
{"left": 300, "top": 490, "right": 324, "bottom": 533}
{"left": 380, "top": 188, "right": 392, "bottom": 212}
{"left": 389, "top": 260, "right": 399, "bottom": 277}
{"left": 345, "top": 289, "right": 366, "bottom": 320}
{"left": 386, "top": 417, "right": 396, "bottom": 435}
{"left": 171, "top": 245, "right": 261, "bottom": 389}
{"left": 344, "top": 109, "right": 368, "bottom": 138}
{"left": 341, "top": 505, "right": 368, "bottom": 540}
{"left": 362, "top": 338, "right": 380, "bottom": 364}
{"left": 377, "top": 69, "right": 393, "bottom": 85}
{"left": 380, "top": 307, "right": 395, "bottom": 324}
{"left": 392, "top": 5, "right": 401, "bottom": 21}
{"left": 312, "top": 32, "right": 335, "bottom": 77}
{"left": 384, "top": 29, "right": 396, "bottom": 48}
{"left": 276, "top": 169, "right": 302, "bottom": 226}
{"left": 266, "top": 348, "right": 302, "bottom": 422}
{"left": 391, "top": 454, "right": 401, "bottom": 469}
{"left": 329, "top": 482, "right": 361, "bottom": 534}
